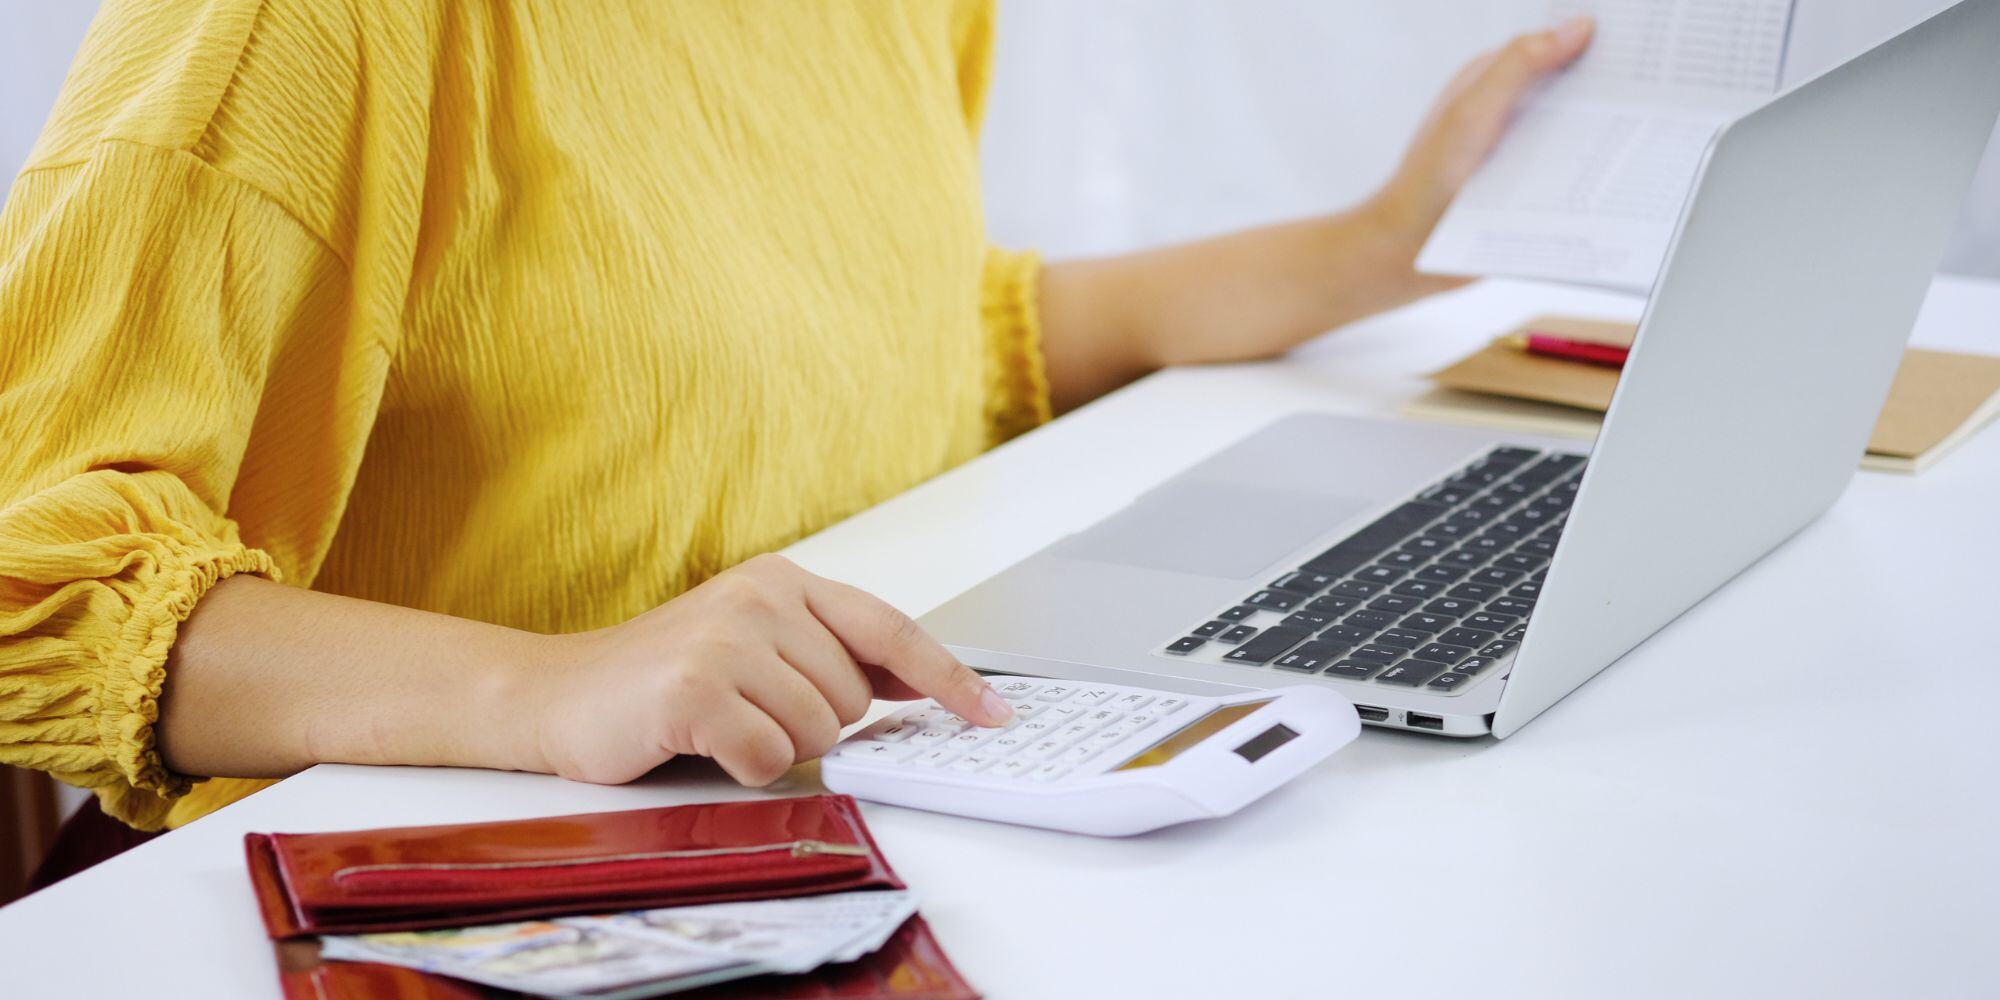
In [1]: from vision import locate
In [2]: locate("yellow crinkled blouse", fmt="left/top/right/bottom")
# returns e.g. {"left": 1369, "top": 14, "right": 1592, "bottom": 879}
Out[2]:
{"left": 0, "top": 0, "right": 1048, "bottom": 830}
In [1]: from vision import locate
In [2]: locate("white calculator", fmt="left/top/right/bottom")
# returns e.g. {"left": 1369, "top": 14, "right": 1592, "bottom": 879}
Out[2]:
{"left": 819, "top": 677, "right": 1359, "bottom": 836}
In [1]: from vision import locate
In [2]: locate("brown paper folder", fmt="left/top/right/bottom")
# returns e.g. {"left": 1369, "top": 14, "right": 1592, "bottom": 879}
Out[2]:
{"left": 1406, "top": 317, "right": 2000, "bottom": 474}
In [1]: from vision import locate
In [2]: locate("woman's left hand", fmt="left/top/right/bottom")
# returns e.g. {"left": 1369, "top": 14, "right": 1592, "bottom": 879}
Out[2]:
{"left": 1368, "top": 16, "right": 1595, "bottom": 284}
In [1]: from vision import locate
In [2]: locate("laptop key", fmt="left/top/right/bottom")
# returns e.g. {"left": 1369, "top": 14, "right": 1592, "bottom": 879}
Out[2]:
{"left": 1411, "top": 642, "right": 1475, "bottom": 665}
{"left": 1510, "top": 581, "right": 1545, "bottom": 600}
{"left": 1318, "top": 624, "right": 1372, "bottom": 645}
{"left": 1454, "top": 655, "right": 1496, "bottom": 675}
{"left": 1301, "top": 501, "right": 1449, "bottom": 576}
{"left": 1414, "top": 564, "right": 1468, "bottom": 583}
{"left": 1376, "top": 661, "right": 1448, "bottom": 687}
{"left": 1496, "top": 553, "right": 1544, "bottom": 572}
{"left": 1192, "top": 620, "right": 1228, "bottom": 637}
{"left": 1355, "top": 564, "right": 1407, "bottom": 584}
{"left": 1398, "top": 613, "right": 1454, "bottom": 634}
{"left": 1391, "top": 579, "right": 1446, "bottom": 598}
{"left": 1368, "top": 594, "right": 1422, "bottom": 614}
{"left": 1440, "top": 627, "right": 1496, "bottom": 647}
{"left": 1243, "top": 589, "right": 1302, "bottom": 611}
{"left": 1324, "top": 659, "right": 1385, "bottom": 680}
{"left": 1464, "top": 535, "right": 1509, "bottom": 554}
{"left": 1480, "top": 640, "right": 1519, "bottom": 658}
{"left": 1488, "top": 598, "right": 1535, "bottom": 617}
{"left": 1379, "top": 550, "right": 1425, "bottom": 568}
{"left": 1330, "top": 580, "right": 1380, "bottom": 598}
{"left": 1401, "top": 536, "right": 1450, "bottom": 555}
{"left": 1348, "top": 644, "right": 1406, "bottom": 664}
{"left": 1518, "top": 539, "right": 1558, "bottom": 558}
{"left": 1463, "top": 612, "right": 1517, "bottom": 631}
{"left": 1274, "top": 642, "right": 1347, "bottom": 672}
{"left": 1502, "top": 625, "right": 1527, "bottom": 641}
{"left": 1343, "top": 609, "right": 1398, "bottom": 630}
{"left": 1425, "top": 671, "right": 1473, "bottom": 692}
{"left": 1223, "top": 628, "right": 1312, "bottom": 664}
{"left": 1440, "top": 549, "right": 1487, "bottom": 568}
{"left": 1307, "top": 594, "right": 1362, "bottom": 615}
{"left": 1418, "top": 485, "right": 1474, "bottom": 505}
{"left": 1218, "top": 605, "right": 1257, "bottom": 622}
{"left": 1423, "top": 521, "right": 1478, "bottom": 539}
{"left": 1166, "top": 637, "right": 1207, "bottom": 655}
{"left": 1281, "top": 611, "right": 1336, "bottom": 630}
{"left": 1424, "top": 597, "right": 1479, "bottom": 617}
{"left": 1470, "top": 567, "right": 1522, "bottom": 586}
{"left": 1373, "top": 629, "right": 1429, "bottom": 649}
{"left": 1487, "top": 446, "right": 1541, "bottom": 465}
{"left": 1218, "top": 625, "right": 1258, "bottom": 643}
{"left": 1271, "top": 571, "right": 1336, "bottom": 594}
{"left": 1446, "top": 582, "right": 1499, "bottom": 601}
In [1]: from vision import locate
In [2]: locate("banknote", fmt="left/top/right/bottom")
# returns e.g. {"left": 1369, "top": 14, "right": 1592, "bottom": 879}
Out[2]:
{"left": 319, "top": 889, "right": 919, "bottom": 1000}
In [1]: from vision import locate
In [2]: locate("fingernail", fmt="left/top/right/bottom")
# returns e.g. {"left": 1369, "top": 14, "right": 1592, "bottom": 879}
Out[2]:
{"left": 1557, "top": 15, "right": 1591, "bottom": 46}
{"left": 976, "top": 687, "right": 1014, "bottom": 726}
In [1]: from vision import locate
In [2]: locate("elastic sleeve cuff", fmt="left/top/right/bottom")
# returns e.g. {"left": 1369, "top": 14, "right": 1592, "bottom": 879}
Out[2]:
{"left": 980, "top": 246, "right": 1053, "bottom": 446}
{"left": 93, "top": 542, "right": 278, "bottom": 828}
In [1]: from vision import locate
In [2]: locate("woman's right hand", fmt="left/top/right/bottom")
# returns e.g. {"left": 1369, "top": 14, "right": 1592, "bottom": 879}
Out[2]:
{"left": 523, "top": 554, "right": 1014, "bottom": 787}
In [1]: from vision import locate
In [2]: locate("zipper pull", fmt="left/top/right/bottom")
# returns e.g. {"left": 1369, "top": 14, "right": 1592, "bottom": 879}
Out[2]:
{"left": 791, "top": 840, "right": 870, "bottom": 858}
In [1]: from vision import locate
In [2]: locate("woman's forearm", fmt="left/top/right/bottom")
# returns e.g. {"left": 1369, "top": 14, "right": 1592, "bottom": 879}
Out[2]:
{"left": 1036, "top": 199, "right": 1448, "bottom": 410}
{"left": 157, "top": 574, "right": 550, "bottom": 779}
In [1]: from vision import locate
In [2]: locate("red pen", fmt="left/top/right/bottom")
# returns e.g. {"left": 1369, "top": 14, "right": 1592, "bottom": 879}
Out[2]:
{"left": 1505, "top": 331, "right": 1630, "bottom": 368}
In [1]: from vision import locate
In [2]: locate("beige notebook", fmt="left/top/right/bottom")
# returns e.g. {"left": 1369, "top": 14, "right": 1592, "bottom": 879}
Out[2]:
{"left": 1404, "top": 316, "right": 2000, "bottom": 474}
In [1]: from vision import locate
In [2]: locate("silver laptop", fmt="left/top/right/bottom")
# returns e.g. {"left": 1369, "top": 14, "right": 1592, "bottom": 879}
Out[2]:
{"left": 923, "top": 0, "right": 2000, "bottom": 737}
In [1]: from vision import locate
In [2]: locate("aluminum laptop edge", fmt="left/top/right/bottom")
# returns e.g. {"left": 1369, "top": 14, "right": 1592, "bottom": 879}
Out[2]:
{"left": 920, "top": 0, "right": 2000, "bottom": 738}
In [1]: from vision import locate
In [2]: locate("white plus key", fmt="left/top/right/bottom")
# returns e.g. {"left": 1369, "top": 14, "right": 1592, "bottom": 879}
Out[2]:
{"left": 1073, "top": 688, "right": 1118, "bottom": 706}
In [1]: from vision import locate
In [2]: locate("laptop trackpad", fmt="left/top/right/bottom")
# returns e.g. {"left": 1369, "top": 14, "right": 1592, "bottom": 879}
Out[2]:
{"left": 1051, "top": 479, "right": 1370, "bottom": 580}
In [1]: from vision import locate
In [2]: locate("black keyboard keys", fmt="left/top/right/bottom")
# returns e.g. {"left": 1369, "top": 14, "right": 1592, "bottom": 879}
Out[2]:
{"left": 1411, "top": 642, "right": 1474, "bottom": 665}
{"left": 1348, "top": 644, "right": 1406, "bottom": 663}
{"left": 1243, "top": 589, "right": 1302, "bottom": 611}
{"left": 1425, "top": 671, "right": 1472, "bottom": 692}
{"left": 1487, "top": 598, "right": 1535, "bottom": 618}
{"left": 1454, "top": 655, "right": 1496, "bottom": 675}
{"left": 1424, "top": 597, "right": 1479, "bottom": 617}
{"left": 1218, "top": 605, "right": 1257, "bottom": 622}
{"left": 1281, "top": 611, "right": 1335, "bottom": 631}
{"left": 1398, "top": 613, "right": 1454, "bottom": 634}
{"left": 1302, "top": 502, "right": 1448, "bottom": 576}
{"left": 1462, "top": 612, "right": 1517, "bottom": 632}
{"left": 1192, "top": 620, "right": 1227, "bottom": 637}
{"left": 1392, "top": 578, "right": 1447, "bottom": 598}
{"left": 1325, "top": 659, "right": 1385, "bottom": 680}
{"left": 1218, "top": 625, "right": 1257, "bottom": 643}
{"left": 1319, "top": 624, "right": 1371, "bottom": 645}
{"left": 1223, "top": 628, "right": 1311, "bottom": 664}
{"left": 1307, "top": 594, "right": 1362, "bottom": 615}
{"left": 1166, "top": 637, "right": 1206, "bottom": 655}
{"left": 1376, "top": 660, "right": 1448, "bottom": 686}
{"left": 1368, "top": 594, "right": 1422, "bottom": 614}
{"left": 1329, "top": 579, "right": 1380, "bottom": 598}
{"left": 1373, "top": 629, "right": 1430, "bottom": 649}
{"left": 1440, "top": 627, "right": 1495, "bottom": 647}
{"left": 1343, "top": 609, "right": 1398, "bottom": 631}
{"left": 1447, "top": 582, "right": 1499, "bottom": 601}
{"left": 1271, "top": 571, "right": 1335, "bottom": 594}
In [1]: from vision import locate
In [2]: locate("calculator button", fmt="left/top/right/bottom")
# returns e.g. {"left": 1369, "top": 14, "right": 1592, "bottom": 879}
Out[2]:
{"left": 1015, "top": 719, "right": 1063, "bottom": 740}
{"left": 1111, "top": 693, "right": 1154, "bottom": 712}
{"left": 989, "top": 758, "right": 1036, "bottom": 779}
{"left": 1031, "top": 763, "right": 1072, "bottom": 782}
{"left": 1024, "top": 739, "right": 1070, "bottom": 760}
{"left": 911, "top": 749, "right": 960, "bottom": 768}
{"left": 949, "top": 755, "right": 996, "bottom": 773}
{"left": 908, "top": 728, "right": 957, "bottom": 746}
{"left": 993, "top": 680, "right": 1041, "bottom": 699}
{"left": 949, "top": 730, "right": 997, "bottom": 750}
{"left": 1074, "top": 688, "right": 1118, "bottom": 706}
{"left": 1036, "top": 685, "right": 1078, "bottom": 702}
{"left": 986, "top": 732, "right": 1035, "bottom": 754}
{"left": 834, "top": 742, "right": 917, "bottom": 763}
{"left": 1008, "top": 700, "right": 1048, "bottom": 720}
{"left": 1082, "top": 709, "right": 1125, "bottom": 729}
{"left": 861, "top": 721, "right": 916, "bottom": 743}
{"left": 1059, "top": 744, "right": 1104, "bottom": 766}
{"left": 1151, "top": 697, "right": 1190, "bottom": 716}
{"left": 1087, "top": 728, "right": 1129, "bottom": 749}
{"left": 1044, "top": 704, "right": 1088, "bottom": 723}
{"left": 1054, "top": 723, "right": 1100, "bottom": 745}
{"left": 1122, "top": 713, "right": 1156, "bottom": 732}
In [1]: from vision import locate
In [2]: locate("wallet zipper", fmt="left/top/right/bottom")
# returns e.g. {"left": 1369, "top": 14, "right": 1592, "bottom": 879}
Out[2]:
{"left": 331, "top": 839, "right": 869, "bottom": 887}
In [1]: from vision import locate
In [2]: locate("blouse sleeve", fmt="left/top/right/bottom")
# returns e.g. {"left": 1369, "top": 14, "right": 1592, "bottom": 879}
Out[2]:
{"left": 978, "top": 245, "right": 1053, "bottom": 445}
{"left": 0, "top": 141, "right": 383, "bottom": 829}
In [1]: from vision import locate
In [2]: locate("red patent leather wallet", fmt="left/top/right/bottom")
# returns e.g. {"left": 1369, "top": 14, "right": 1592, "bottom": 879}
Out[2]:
{"left": 244, "top": 794, "right": 977, "bottom": 1000}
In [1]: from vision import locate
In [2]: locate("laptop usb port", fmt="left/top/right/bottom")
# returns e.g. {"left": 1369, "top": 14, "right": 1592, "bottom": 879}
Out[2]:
{"left": 1406, "top": 712, "right": 1444, "bottom": 731}
{"left": 1354, "top": 705, "right": 1389, "bottom": 723}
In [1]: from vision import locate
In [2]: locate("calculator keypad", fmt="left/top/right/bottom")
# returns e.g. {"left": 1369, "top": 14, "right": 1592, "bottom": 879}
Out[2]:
{"left": 830, "top": 679, "right": 1219, "bottom": 784}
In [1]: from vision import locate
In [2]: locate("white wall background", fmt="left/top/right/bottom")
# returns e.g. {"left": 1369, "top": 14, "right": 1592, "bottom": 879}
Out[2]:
{"left": 5, "top": 2, "right": 1996, "bottom": 277}
{"left": 980, "top": 0, "right": 2000, "bottom": 277}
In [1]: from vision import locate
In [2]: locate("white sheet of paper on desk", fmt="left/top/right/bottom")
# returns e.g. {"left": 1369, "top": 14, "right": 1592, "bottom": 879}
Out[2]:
{"left": 1416, "top": 0, "right": 1797, "bottom": 293}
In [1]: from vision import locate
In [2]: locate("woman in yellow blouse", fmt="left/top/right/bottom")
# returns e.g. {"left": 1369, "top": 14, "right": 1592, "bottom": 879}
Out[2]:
{"left": 0, "top": 1, "right": 1590, "bottom": 833}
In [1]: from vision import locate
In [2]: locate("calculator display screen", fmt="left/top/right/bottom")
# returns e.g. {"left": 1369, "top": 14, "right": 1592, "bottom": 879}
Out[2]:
{"left": 1114, "top": 700, "right": 1274, "bottom": 771}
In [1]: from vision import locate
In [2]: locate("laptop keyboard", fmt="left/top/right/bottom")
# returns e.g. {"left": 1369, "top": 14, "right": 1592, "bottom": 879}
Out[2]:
{"left": 1159, "top": 446, "right": 1588, "bottom": 695}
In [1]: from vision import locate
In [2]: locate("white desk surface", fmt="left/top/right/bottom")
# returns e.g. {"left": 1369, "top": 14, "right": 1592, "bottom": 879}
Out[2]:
{"left": 4, "top": 276, "right": 1997, "bottom": 999}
